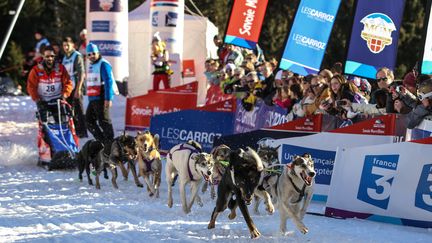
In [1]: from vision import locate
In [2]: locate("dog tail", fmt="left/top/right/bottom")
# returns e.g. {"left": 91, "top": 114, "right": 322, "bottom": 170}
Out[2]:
{"left": 153, "top": 134, "right": 160, "bottom": 150}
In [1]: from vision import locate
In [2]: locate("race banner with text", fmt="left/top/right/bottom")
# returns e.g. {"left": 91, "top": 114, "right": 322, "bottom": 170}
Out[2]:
{"left": 326, "top": 138, "right": 432, "bottom": 228}
{"left": 224, "top": 0, "right": 269, "bottom": 50}
{"left": 344, "top": 0, "right": 406, "bottom": 79}
{"left": 125, "top": 82, "right": 197, "bottom": 130}
{"left": 421, "top": 0, "right": 432, "bottom": 75}
{"left": 150, "top": 110, "right": 235, "bottom": 152}
{"left": 279, "top": 0, "right": 341, "bottom": 75}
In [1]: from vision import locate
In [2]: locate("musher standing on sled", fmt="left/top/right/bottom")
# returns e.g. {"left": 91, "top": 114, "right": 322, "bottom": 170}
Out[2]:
{"left": 85, "top": 42, "right": 116, "bottom": 152}
{"left": 62, "top": 37, "right": 88, "bottom": 138}
{"left": 27, "top": 45, "right": 73, "bottom": 123}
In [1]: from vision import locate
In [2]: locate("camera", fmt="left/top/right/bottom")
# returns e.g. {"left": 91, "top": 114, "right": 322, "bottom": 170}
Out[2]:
{"left": 336, "top": 100, "right": 347, "bottom": 107}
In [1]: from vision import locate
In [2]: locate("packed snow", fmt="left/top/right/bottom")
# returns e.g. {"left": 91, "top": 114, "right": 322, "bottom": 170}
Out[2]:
{"left": 0, "top": 95, "right": 431, "bottom": 242}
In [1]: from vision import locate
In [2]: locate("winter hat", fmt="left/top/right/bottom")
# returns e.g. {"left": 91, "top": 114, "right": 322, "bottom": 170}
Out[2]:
{"left": 152, "top": 32, "right": 162, "bottom": 43}
{"left": 275, "top": 70, "right": 283, "bottom": 80}
{"left": 403, "top": 72, "right": 416, "bottom": 88}
{"left": 80, "top": 29, "right": 87, "bottom": 36}
{"left": 86, "top": 42, "right": 99, "bottom": 54}
{"left": 224, "top": 63, "right": 236, "bottom": 72}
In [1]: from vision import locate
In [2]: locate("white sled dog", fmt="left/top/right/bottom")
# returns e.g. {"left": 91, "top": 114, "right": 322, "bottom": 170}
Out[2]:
{"left": 277, "top": 153, "right": 316, "bottom": 234}
{"left": 166, "top": 141, "right": 215, "bottom": 214}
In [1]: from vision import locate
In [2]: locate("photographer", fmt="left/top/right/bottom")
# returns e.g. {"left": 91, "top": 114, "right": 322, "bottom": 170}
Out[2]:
{"left": 407, "top": 79, "right": 432, "bottom": 129}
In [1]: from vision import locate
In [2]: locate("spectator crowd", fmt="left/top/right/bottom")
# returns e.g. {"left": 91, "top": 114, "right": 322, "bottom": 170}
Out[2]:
{"left": 205, "top": 35, "right": 432, "bottom": 129}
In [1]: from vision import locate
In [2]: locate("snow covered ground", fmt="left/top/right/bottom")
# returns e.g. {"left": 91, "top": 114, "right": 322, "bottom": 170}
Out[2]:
{"left": 0, "top": 95, "right": 431, "bottom": 243}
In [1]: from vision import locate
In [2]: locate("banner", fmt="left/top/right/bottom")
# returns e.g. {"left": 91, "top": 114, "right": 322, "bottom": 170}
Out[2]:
{"left": 344, "top": 0, "right": 406, "bottom": 79}
{"left": 406, "top": 119, "right": 432, "bottom": 141}
{"left": 150, "top": 110, "right": 235, "bottom": 152}
{"left": 326, "top": 138, "right": 432, "bottom": 228}
{"left": 421, "top": 0, "right": 432, "bottom": 75}
{"left": 205, "top": 84, "right": 234, "bottom": 105}
{"left": 86, "top": 0, "right": 129, "bottom": 81}
{"left": 270, "top": 115, "right": 398, "bottom": 201}
{"left": 196, "top": 98, "right": 237, "bottom": 113}
{"left": 215, "top": 115, "right": 324, "bottom": 150}
{"left": 234, "top": 99, "right": 289, "bottom": 133}
{"left": 224, "top": 0, "right": 269, "bottom": 50}
{"left": 279, "top": 0, "right": 341, "bottom": 75}
{"left": 125, "top": 82, "right": 197, "bottom": 129}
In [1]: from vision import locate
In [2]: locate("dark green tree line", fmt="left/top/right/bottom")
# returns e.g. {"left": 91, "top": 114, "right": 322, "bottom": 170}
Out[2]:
{"left": 0, "top": 0, "right": 428, "bottom": 90}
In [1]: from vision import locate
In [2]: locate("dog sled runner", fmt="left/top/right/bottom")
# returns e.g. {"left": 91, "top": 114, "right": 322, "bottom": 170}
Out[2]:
{"left": 36, "top": 99, "right": 79, "bottom": 170}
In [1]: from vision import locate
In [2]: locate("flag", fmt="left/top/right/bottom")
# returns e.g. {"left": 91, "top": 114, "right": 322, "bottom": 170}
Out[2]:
{"left": 344, "top": 0, "right": 406, "bottom": 79}
{"left": 224, "top": 0, "right": 269, "bottom": 50}
{"left": 279, "top": 0, "right": 341, "bottom": 75}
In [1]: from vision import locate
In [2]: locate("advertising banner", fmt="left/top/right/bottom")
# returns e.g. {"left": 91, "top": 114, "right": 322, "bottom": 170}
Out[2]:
{"left": 344, "top": 0, "right": 406, "bottom": 79}
{"left": 205, "top": 84, "right": 234, "bottom": 105}
{"left": 215, "top": 115, "right": 324, "bottom": 150}
{"left": 421, "top": 0, "right": 432, "bottom": 75}
{"left": 150, "top": 110, "right": 235, "bottom": 152}
{"left": 326, "top": 138, "right": 432, "bottom": 228}
{"left": 224, "top": 0, "right": 269, "bottom": 50}
{"left": 406, "top": 119, "right": 432, "bottom": 141}
{"left": 196, "top": 98, "right": 237, "bottom": 113}
{"left": 279, "top": 0, "right": 341, "bottom": 75}
{"left": 234, "top": 99, "right": 289, "bottom": 134}
{"left": 270, "top": 115, "right": 397, "bottom": 201}
{"left": 125, "top": 82, "right": 197, "bottom": 129}
{"left": 87, "top": 0, "right": 129, "bottom": 81}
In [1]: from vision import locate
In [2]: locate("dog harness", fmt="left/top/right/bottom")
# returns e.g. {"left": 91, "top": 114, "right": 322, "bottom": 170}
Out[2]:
{"left": 168, "top": 143, "right": 200, "bottom": 181}
{"left": 143, "top": 158, "right": 154, "bottom": 172}
{"left": 288, "top": 169, "right": 307, "bottom": 203}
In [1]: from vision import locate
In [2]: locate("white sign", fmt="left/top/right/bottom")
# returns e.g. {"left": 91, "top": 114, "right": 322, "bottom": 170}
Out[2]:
{"left": 327, "top": 140, "right": 432, "bottom": 227}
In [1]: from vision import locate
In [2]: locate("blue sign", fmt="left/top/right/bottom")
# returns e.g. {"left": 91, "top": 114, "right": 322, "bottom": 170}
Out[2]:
{"left": 234, "top": 99, "right": 288, "bottom": 134}
{"left": 91, "top": 40, "right": 123, "bottom": 57}
{"left": 415, "top": 164, "right": 432, "bottom": 212}
{"left": 357, "top": 155, "right": 399, "bottom": 210}
{"left": 281, "top": 144, "right": 336, "bottom": 185}
{"left": 165, "top": 12, "right": 178, "bottom": 27}
{"left": 150, "top": 110, "right": 235, "bottom": 152}
{"left": 279, "top": 0, "right": 341, "bottom": 75}
{"left": 345, "top": 0, "right": 406, "bottom": 79}
{"left": 92, "top": 21, "right": 110, "bottom": 32}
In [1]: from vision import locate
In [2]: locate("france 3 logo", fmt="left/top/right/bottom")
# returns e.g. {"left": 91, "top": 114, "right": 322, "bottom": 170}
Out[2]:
{"left": 360, "top": 13, "right": 396, "bottom": 54}
{"left": 415, "top": 164, "right": 432, "bottom": 212}
{"left": 357, "top": 155, "right": 399, "bottom": 210}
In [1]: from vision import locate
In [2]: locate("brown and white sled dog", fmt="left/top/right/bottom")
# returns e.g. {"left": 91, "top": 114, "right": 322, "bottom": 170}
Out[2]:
{"left": 136, "top": 131, "right": 162, "bottom": 198}
{"left": 201, "top": 144, "right": 231, "bottom": 199}
{"left": 277, "top": 153, "right": 315, "bottom": 234}
{"left": 166, "top": 140, "right": 215, "bottom": 214}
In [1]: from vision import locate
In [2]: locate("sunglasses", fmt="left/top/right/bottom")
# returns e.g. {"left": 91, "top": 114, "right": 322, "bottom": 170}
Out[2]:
{"left": 376, "top": 77, "right": 388, "bottom": 82}
{"left": 311, "top": 84, "right": 321, "bottom": 88}
{"left": 87, "top": 53, "right": 96, "bottom": 57}
{"left": 44, "top": 55, "right": 55, "bottom": 58}
{"left": 418, "top": 91, "right": 432, "bottom": 101}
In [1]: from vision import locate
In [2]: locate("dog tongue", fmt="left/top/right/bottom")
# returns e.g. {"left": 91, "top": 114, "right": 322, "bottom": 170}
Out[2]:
{"left": 306, "top": 176, "right": 312, "bottom": 184}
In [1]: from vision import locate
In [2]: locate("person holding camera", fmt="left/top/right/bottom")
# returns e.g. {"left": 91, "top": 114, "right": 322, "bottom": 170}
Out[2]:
{"left": 407, "top": 78, "right": 432, "bottom": 128}
{"left": 27, "top": 46, "right": 73, "bottom": 123}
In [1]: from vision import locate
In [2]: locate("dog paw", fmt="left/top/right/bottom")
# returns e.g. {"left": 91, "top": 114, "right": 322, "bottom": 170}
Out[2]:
{"left": 149, "top": 192, "right": 154, "bottom": 197}
{"left": 299, "top": 226, "right": 309, "bottom": 234}
{"left": 136, "top": 183, "right": 144, "bottom": 188}
{"left": 96, "top": 185, "right": 101, "bottom": 190}
{"left": 211, "top": 193, "right": 216, "bottom": 200}
{"left": 197, "top": 201, "right": 204, "bottom": 207}
{"left": 250, "top": 229, "right": 261, "bottom": 239}
{"left": 266, "top": 205, "right": 275, "bottom": 215}
{"left": 207, "top": 222, "right": 215, "bottom": 229}
{"left": 167, "top": 200, "right": 173, "bottom": 208}
{"left": 228, "top": 211, "right": 236, "bottom": 220}
{"left": 104, "top": 175, "right": 109, "bottom": 179}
